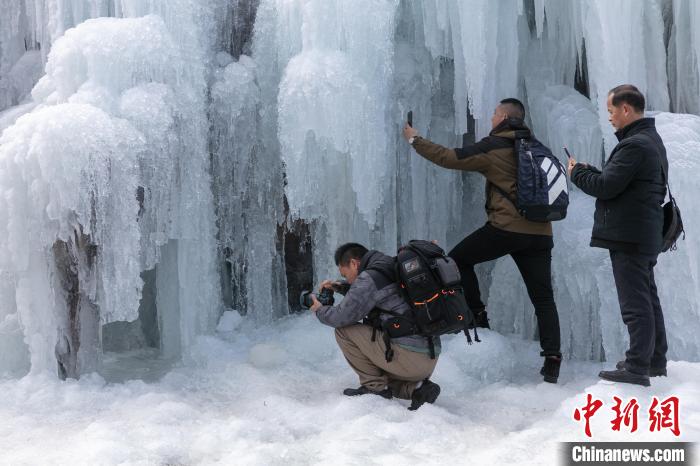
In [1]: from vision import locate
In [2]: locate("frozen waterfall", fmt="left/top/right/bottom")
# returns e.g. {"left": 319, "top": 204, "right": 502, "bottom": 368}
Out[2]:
{"left": 1, "top": 0, "right": 699, "bottom": 379}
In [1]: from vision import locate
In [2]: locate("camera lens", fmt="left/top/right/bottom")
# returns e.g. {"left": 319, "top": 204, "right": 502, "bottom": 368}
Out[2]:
{"left": 299, "top": 290, "right": 314, "bottom": 309}
{"left": 318, "top": 288, "right": 335, "bottom": 306}
{"left": 299, "top": 288, "right": 336, "bottom": 309}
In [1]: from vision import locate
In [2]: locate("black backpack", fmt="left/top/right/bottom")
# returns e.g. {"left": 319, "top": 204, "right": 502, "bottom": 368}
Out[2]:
{"left": 658, "top": 149, "right": 685, "bottom": 252}
{"left": 494, "top": 132, "right": 569, "bottom": 222}
{"left": 366, "top": 240, "right": 479, "bottom": 361}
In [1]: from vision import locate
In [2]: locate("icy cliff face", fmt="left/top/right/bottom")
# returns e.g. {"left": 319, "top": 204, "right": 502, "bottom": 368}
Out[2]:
{"left": 0, "top": 2, "right": 226, "bottom": 377}
{"left": 653, "top": 112, "right": 700, "bottom": 359}
{"left": 0, "top": 0, "right": 699, "bottom": 379}
{"left": 273, "top": 0, "right": 400, "bottom": 279}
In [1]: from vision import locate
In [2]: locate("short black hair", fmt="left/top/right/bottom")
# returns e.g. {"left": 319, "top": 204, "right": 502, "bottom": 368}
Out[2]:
{"left": 334, "top": 243, "right": 368, "bottom": 266}
{"left": 609, "top": 84, "right": 645, "bottom": 113}
{"left": 499, "top": 98, "right": 525, "bottom": 120}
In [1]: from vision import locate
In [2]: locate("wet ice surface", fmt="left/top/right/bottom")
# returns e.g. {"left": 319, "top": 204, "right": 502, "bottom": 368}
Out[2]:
{"left": 1, "top": 314, "right": 697, "bottom": 466}
{"left": 100, "top": 349, "right": 175, "bottom": 384}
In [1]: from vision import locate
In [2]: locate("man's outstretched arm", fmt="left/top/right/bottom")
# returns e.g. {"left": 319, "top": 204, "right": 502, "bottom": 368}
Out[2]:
{"left": 313, "top": 273, "right": 378, "bottom": 328}
{"left": 403, "top": 124, "right": 502, "bottom": 174}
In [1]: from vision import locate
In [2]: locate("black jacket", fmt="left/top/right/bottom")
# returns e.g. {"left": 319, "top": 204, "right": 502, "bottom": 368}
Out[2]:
{"left": 571, "top": 118, "right": 667, "bottom": 254}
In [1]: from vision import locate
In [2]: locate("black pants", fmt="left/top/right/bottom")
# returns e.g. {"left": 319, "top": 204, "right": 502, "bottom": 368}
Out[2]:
{"left": 448, "top": 223, "right": 561, "bottom": 357}
{"left": 609, "top": 250, "right": 667, "bottom": 375}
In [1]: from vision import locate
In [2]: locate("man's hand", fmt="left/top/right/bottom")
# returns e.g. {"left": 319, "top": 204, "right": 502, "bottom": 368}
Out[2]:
{"left": 319, "top": 280, "right": 334, "bottom": 292}
{"left": 309, "top": 294, "right": 322, "bottom": 312}
{"left": 567, "top": 154, "right": 590, "bottom": 177}
{"left": 567, "top": 156, "right": 577, "bottom": 177}
{"left": 403, "top": 123, "right": 418, "bottom": 142}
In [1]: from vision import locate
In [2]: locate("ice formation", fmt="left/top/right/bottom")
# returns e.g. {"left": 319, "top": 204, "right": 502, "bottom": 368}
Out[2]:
{"left": 1, "top": 0, "right": 699, "bottom": 379}
{"left": 1, "top": 3, "right": 227, "bottom": 377}
{"left": 274, "top": 0, "right": 401, "bottom": 280}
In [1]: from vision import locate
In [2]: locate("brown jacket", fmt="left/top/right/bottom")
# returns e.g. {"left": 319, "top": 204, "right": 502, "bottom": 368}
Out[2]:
{"left": 412, "top": 118, "right": 552, "bottom": 236}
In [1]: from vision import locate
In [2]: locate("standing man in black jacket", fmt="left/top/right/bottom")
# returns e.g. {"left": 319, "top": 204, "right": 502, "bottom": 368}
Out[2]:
{"left": 568, "top": 84, "right": 668, "bottom": 387}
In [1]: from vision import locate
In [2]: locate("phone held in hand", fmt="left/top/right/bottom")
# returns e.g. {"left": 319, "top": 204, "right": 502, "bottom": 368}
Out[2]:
{"left": 563, "top": 147, "right": 572, "bottom": 159}
{"left": 407, "top": 111, "right": 413, "bottom": 127}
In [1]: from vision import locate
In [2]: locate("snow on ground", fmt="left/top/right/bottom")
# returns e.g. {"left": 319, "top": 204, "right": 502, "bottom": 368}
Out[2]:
{"left": 0, "top": 314, "right": 697, "bottom": 465}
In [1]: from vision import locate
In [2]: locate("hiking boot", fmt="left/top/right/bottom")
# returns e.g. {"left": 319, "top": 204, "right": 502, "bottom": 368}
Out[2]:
{"left": 599, "top": 368, "right": 650, "bottom": 387}
{"left": 471, "top": 310, "right": 490, "bottom": 329}
{"left": 343, "top": 386, "right": 392, "bottom": 399}
{"left": 616, "top": 360, "right": 667, "bottom": 377}
{"left": 408, "top": 379, "right": 440, "bottom": 411}
{"left": 540, "top": 356, "right": 561, "bottom": 383}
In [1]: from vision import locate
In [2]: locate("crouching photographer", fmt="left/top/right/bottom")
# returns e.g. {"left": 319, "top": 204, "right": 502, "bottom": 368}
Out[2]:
{"left": 307, "top": 242, "right": 441, "bottom": 410}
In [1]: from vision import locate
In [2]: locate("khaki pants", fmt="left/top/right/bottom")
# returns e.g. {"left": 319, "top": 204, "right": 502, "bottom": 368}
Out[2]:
{"left": 335, "top": 324, "right": 438, "bottom": 399}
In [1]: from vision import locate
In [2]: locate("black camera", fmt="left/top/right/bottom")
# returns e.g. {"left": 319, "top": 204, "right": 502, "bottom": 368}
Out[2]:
{"left": 300, "top": 287, "right": 335, "bottom": 309}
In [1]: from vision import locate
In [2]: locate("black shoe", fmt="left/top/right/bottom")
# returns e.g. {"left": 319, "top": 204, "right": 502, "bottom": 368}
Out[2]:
{"left": 615, "top": 360, "right": 667, "bottom": 377}
{"left": 408, "top": 379, "right": 440, "bottom": 411}
{"left": 472, "top": 310, "right": 490, "bottom": 329}
{"left": 540, "top": 356, "right": 561, "bottom": 383}
{"left": 343, "top": 386, "right": 392, "bottom": 399}
{"left": 599, "top": 368, "right": 650, "bottom": 387}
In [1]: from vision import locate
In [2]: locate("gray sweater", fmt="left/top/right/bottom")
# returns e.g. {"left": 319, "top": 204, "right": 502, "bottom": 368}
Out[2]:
{"left": 315, "top": 251, "right": 440, "bottom": 354}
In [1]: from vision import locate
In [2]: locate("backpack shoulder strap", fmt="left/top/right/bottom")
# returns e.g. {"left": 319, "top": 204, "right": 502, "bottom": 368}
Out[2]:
{"left": 659, "top": 157, "right": 674, "bottom": 202}
{"left": 491, "top": 182, "right": 519, "bottom": 212}
{"left": 365, "top": 265, "right": 396, "bottom": 291}
{"left": 657, "top": 147, "right": 673, "bottom": 202}
{"left": 490, "top": 134, "right": 528, "bottom": 211}
{"left": 635, "top": 132, "right": 673, "bottom": 202}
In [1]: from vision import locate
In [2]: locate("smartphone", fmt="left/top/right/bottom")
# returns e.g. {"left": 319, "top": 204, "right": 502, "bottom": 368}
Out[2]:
{"left": 563, "top": 147, "right": 572, "bottom": 159}
{"left": 407, "top": 110, "right": 413, "bottom": 127}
